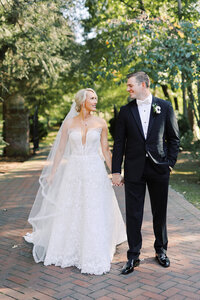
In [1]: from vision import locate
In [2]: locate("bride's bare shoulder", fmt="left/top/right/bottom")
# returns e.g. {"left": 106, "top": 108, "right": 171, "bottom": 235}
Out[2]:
{"left": 62, "top": 117, "right": 76, "bottom": 129}
{"left": 93, "top": 116, "right": 107, "bottom": 128}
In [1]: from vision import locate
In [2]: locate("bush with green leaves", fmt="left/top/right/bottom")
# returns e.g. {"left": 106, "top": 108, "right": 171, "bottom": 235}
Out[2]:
{"left": 178, "top": 114, "right": 191, "bottom": 137}
{"left": 180, "top": 130, "right": 194, "bottom": 150}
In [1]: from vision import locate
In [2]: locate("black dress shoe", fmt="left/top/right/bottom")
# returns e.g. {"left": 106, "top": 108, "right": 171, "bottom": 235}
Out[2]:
{"left": 155, "top": 253, "right": 170, "bottom": 268}
{"left": 121, "top": 258, "right": 140, "bottom": 275}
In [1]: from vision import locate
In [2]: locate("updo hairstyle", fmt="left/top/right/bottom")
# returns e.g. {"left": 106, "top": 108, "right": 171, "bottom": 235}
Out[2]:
{"left": 75, "top": 88, "right": 97, "bottom": 112}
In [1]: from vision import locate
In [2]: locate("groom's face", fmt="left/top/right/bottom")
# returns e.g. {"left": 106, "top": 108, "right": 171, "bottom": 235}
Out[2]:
{"left": 127, "top": 77, "right": 144, "bottom": 99}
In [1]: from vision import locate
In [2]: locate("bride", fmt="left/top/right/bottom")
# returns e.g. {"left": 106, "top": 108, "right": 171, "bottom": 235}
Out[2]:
{"left": 24, "top": 88, "right": 126, "bottom": 275}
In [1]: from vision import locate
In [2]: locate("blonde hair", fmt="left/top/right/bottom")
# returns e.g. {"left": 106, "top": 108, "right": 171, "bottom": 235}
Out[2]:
{"left": 74, "top": 88, "right": 97, "bottom": 112}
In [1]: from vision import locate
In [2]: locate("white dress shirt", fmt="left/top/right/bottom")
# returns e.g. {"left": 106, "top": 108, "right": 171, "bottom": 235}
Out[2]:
{"left": 136, "top": 94, "right": 152, "bottom": 139}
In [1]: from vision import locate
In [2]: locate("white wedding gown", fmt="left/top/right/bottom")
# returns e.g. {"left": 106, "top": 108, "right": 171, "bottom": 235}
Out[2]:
{"left": 24, "top": 127, "right": 126, "bottom": 275}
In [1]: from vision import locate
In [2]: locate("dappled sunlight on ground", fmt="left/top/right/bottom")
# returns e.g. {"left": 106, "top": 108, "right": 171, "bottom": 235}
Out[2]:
{"left": 173, "top": 170, "right": 196, "bottom": 175}
{"left": 0, "top": 162, "right": 23, "bottom": 175}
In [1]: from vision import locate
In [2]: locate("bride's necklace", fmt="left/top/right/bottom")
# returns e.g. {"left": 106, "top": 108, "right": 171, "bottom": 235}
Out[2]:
{"left": 82, "top": 120, "right": 88, "bottom": 126}
{"left": 80, "top": 115, "right": 91, "bottom": 127}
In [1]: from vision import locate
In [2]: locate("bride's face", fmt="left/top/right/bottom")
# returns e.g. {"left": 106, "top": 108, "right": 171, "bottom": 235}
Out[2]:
{"left": 84, "top": 91, "right": 98, "bottom": 112}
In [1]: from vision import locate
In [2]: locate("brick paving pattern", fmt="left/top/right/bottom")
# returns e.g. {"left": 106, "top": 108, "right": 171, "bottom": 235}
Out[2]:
{"left": 0, "top": 148, "right": 200, "bottom": 299}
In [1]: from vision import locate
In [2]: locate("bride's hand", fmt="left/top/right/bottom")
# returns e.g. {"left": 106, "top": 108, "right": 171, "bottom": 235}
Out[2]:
{"left": 118, "top": 176, "right": 124, "bottom": 186}
{"left": 112, "top": 173, "right": 124, "bottom": 186}
{"left": 46, "top": 173, "right": 54, "bottom": 185}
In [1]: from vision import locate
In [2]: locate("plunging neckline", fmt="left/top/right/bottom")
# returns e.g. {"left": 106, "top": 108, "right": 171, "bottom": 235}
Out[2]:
{"left": 68, "top": 127, "right": 102, "bottom": 147}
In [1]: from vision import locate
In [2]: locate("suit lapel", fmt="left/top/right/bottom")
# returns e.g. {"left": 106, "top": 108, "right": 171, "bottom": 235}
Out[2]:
{"left": 146, "top": 96, "right": 156, "bottom": 139}
{"left": 130, "top": 100, "right": 145, "bottom": 139}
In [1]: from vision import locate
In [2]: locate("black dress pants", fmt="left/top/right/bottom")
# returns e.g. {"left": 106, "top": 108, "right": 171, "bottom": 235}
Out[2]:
{"left": 124, "top": 158, "right": 170, "bottom": 259}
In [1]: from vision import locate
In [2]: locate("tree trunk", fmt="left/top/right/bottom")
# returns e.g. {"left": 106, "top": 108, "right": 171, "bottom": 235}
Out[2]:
{"left": 187, "top": 84, "right": 200, "bottom": 129}
{"left": 32, "top": 106, "right": 39, "bottom": 153}
{"left": 161, "top": 84, "right": 172, "bottom": 104}
{"left": 3, "top": 93, "right": 29, "bottom": 158}
{"left": 197, "top": 80, "right": 200, "bottom": 127}
{"left": 138, "top": 0, "right": 145, "bottom": 11}
{"left": 187, "top": 104, "right": 194, "bottom": 132}
{"left": 174, "top": 96, "right": 179, "bottom": 110}
{"left": 170, "top": 87, "right": 179, "bottom": 110}
{"left": 177, "top": 0, "right": 182, "bottom": 20}
{"left": 182, "top": 73, "right": 187, "bottom": 117}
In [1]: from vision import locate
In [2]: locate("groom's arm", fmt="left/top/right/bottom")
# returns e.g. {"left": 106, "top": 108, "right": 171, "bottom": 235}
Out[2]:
{"left": 166, "top": 103, "right": 180, "bottom": 168}
{"left": 112, "top": 106, "right": 126, "bottom": 175}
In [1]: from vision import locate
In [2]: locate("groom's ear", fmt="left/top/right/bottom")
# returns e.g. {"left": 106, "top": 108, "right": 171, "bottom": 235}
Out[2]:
{"left": 141, "top": 82, "right": 146, "bottom": 88}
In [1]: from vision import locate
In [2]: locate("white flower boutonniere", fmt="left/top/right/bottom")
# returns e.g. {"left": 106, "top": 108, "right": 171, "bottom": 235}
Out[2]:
{"left": 152, "top": 103, "right": 161, "bottom": 114}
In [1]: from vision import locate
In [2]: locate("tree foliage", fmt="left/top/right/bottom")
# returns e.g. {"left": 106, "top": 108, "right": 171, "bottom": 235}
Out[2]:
{"left": 0, "top": 0, "right": 79, "bottom": 108}
{"left": 0, "top": 0, "right": 82, "bottom": 156}
{"left": 0, "top": 0, "right": 200, "bottom": 156}
{"left": 78, "top": 0, "right": 200, "bottom": 132}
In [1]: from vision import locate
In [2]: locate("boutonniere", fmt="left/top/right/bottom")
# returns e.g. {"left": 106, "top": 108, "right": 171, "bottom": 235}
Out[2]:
{"left": 152, "top": 103, "right": 161, "bottom": 114}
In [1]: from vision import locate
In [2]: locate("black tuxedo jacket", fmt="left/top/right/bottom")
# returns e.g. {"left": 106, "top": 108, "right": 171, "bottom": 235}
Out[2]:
{"left": 112, "top": 96, "right": 180, "bottom": 181}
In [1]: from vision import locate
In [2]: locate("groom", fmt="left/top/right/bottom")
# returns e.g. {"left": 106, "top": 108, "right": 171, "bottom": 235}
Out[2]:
{"left": 112, "top": 72, "right": 180, "bottom": 275}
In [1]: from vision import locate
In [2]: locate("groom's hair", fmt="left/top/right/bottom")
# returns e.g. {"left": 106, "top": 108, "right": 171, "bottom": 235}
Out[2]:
{"left": 127, "top": 71, "right": 150, "bottom": 88}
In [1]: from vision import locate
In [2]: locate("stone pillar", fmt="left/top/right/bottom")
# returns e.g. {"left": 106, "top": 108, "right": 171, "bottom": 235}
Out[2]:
{"left": 3, "top": 94, "right": 29, "bottom": 157}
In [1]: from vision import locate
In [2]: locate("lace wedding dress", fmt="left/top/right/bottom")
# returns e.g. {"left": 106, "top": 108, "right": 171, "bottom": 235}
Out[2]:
{"left": 24, "top": 127, "right": 126, "bottom": 275}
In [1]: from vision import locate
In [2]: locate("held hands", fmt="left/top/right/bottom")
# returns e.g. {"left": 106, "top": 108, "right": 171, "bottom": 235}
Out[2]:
{"left": 112, "top": 173, "right": 124, "bottom": 186}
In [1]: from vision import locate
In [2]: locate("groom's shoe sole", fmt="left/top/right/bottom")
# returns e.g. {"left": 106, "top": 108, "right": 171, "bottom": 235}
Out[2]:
{"left": 121, "top": 259, "right": 140, "bottom": 275}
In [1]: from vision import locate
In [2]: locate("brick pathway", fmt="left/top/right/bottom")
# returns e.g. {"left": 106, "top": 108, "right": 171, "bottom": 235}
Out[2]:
{"left": 0, "top": 148, "right": 200, "bottom": 300}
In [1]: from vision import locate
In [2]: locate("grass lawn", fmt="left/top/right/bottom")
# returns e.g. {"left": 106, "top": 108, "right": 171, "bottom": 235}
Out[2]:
{"left": 170, "top": 151, "right": 200, "bottom": 210}
{"left": 40, "top": 126, "right": 59, "bottom": 148}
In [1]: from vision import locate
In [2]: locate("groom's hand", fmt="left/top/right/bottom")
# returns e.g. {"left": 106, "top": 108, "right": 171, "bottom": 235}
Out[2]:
{"left": 112, "top": 173, "right": 123, "bottom": 186}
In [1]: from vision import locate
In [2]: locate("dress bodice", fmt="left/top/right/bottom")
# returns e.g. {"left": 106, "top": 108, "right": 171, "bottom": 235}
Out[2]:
{"left": 66, "top": 127, "right": 102, "bottom": 156}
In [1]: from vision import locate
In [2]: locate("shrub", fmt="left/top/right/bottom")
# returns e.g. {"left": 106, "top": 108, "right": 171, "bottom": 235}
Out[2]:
{"left": 180, "top": 130, "right": 194, "bottom": 150}
{"left": 178, "top": 114, "right": 191, "bottom": 137}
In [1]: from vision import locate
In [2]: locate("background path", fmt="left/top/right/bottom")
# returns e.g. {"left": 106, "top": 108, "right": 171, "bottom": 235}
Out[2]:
{"left": 0, "top": 149, "right": 200, "bottom": 300}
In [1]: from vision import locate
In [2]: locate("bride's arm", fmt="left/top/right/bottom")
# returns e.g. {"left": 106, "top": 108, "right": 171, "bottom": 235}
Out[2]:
{"left": 100, "top": 120, "right": 112, "bottom": 172}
